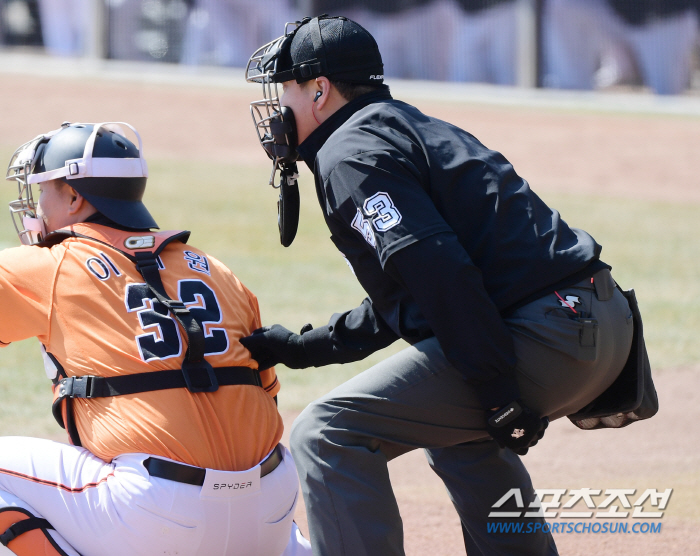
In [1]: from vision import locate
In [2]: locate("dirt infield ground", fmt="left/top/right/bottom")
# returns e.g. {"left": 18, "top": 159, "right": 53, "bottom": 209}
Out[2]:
{"left": 0, "top": 65, "right": 698, "bottom": 554}
{"left": 283, "top": 365, "right": 700, "bottom": 555}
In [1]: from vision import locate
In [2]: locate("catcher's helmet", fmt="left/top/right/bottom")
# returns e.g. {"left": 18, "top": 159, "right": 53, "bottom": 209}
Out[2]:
{"left": 6, "top": 122, "right": 156, "bottom": 244}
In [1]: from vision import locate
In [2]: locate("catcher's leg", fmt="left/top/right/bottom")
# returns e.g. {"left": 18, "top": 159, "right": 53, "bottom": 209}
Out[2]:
{"left": 0, "top": 495, "right": 79, "bottom": 556}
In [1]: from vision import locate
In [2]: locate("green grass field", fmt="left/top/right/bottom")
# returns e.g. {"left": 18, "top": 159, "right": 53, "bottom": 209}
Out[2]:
{"left": 0, "top": 157, "right": 697, "bottom": 438}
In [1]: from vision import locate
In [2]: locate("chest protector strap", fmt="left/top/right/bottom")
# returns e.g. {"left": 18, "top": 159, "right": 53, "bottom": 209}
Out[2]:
{"left": 133, "top": 250, "right": 216, "bottom": 390}
{"left": 45, "top": 224, "right": 263, "bottom": 447}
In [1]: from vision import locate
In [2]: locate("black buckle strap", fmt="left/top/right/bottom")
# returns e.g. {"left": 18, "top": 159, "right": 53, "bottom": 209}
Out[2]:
{"left": 52, "top": 366, "right": 261, "bottom": 440}
{"left": 291, "top": 61, "right": 324, "bottom": 80}
{"left": 143, "top": 444, "right": 284, "bottom": 486}
{"left": 181, "top": 360, "right": 218, "bottom": 393}
{"left": 55, "top": 366, "right": 262, "bottom": 401}
{"left": 0, "top": 517, "right": 53, "bottom": 546}
{"left": 57, "top": 375, "right": 96, "bottom": 399}
{"left": 134, "top": 251, "right": 207, "bottom": 368}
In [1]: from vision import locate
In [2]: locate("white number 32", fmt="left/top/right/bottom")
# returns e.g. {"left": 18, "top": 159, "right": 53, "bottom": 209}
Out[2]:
{"left": 363, "top": 192, "right": 402, "bottom": 232}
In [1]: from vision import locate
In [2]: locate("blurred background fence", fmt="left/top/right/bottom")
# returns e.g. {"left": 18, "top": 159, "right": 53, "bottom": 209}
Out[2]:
{"left": 2, "top": 0, "right": 700, "bottom": 94}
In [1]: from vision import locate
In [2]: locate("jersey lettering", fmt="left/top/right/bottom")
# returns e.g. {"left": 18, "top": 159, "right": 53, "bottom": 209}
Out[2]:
{"left": 184, "top": 250, "right": 211, "bottom": 276}
{"left": 125, "top": 279, "right": 229, "bottom": 362}
{"left": 126, "top": 283, "right": 183, "bottom": 361}
{"left": 99, "top": 252, "right": 121, "bottom": 276}
{"left": 351, "top": 208, "right": 377, "bottom": 248}
{"left": 363, "top": 192, "right": 402, "bottom": 232}
{"left": 86, "top": 257, "right": 111, "bottom": 281}
{"left": 178, "top": 280, "right": 229, "bottom": 355}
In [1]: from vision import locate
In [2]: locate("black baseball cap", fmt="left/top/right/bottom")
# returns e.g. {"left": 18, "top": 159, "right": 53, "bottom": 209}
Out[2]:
{"left": 269, "top": 15, "right": 384, "bottom": 86}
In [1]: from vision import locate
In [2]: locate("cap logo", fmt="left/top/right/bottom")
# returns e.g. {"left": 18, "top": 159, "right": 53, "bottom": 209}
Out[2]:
{"left": 369, "top": 75, "right": 384, "bottom": 80}
{"left": 125, "top": 236, "right": 155, "bottom": 249}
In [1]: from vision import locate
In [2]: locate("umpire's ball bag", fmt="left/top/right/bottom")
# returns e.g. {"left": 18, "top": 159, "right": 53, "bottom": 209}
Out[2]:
{"left": 568, "top": 288, "right": 659, "bottom": 430}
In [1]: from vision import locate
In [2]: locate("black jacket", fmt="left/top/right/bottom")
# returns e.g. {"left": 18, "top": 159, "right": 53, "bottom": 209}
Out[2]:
{"left": 298, "top": 89, "right": 606, "bottom": 409}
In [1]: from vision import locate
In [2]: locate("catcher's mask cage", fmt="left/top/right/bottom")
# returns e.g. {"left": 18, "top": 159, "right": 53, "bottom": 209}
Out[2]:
{"left": 5, "top": 122, "right": 149, "bottom": 245}
{"left": 6, "top": 130, "right": 59, "bottom": 245}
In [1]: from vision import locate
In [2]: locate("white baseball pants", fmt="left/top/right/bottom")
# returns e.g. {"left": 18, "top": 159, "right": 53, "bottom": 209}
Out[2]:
{"left": 0, "top": 437, "right": 311, "bottom": 556}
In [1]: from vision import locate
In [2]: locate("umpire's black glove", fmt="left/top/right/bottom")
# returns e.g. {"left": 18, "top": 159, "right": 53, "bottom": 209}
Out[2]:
{"left": 240, "top": 324, "right": 312, "bottom": 370}
{"left": 486, "top": 400, "right": 549, "bottom": 456}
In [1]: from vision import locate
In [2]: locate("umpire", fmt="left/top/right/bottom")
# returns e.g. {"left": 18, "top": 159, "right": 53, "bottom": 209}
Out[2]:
{"left": 242, "top": 15, "right": 634, "bottom": 556}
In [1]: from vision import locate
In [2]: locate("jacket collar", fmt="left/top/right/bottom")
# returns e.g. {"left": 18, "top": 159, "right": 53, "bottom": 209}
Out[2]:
{"left": 297, "top": 88, "right": 393, "bottom": 169}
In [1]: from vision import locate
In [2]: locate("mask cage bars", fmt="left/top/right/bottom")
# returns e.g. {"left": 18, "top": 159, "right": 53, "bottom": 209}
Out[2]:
{"left": 245, "top": 22, "right": 301, "bottom": 188}
{"left": 5, "top": 133, "right": 55, "bottom": 244}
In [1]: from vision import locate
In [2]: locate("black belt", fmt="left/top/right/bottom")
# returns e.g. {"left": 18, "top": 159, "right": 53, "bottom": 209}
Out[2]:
{"left": 142, "top": 444, "right": 283, "bottom": 486}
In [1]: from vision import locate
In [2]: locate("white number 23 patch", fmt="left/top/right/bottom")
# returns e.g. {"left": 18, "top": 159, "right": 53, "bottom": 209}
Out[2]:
{"left": 351, "top": 192, "right": 402, "bottom": 247}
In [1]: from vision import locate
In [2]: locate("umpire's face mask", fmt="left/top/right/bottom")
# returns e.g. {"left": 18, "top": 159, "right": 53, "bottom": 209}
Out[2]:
{"left": 246, "top": 30, "right": 300, "bottom": 184}
{"left": 246, "top": 27, "right": 302, "bottom": 247}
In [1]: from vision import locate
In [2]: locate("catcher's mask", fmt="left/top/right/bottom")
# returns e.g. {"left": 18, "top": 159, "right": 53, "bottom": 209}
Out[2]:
{"left": 245, "top": 15, "right": 383, "bottom": 247}
{"left": 5, "top": 122, "right": 155, "bottom": 245}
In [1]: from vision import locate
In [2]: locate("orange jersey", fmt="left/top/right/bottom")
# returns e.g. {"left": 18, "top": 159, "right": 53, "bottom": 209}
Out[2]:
{"left": 0, "top": 223, "right": 282, "bottom": 471}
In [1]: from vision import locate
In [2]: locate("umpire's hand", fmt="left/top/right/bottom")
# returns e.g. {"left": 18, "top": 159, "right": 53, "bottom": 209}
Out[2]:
{"left": 486, "top": 400, "right": 549, "bottom": 455}
{"left": 240, "top": 324, "right": 311, "bottom": 370}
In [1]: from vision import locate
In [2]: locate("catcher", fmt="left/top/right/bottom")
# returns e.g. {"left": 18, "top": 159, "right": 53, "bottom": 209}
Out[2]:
{"left": 0, "top": 122, "right": 311, "bottom": 556}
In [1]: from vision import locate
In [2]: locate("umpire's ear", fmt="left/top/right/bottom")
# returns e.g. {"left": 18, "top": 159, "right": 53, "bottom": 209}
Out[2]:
{"left": 313, "top": 76, "right": 347, "bottom": 117}
{"left": 313, "top": 77, "right": 332, "bottom": 108}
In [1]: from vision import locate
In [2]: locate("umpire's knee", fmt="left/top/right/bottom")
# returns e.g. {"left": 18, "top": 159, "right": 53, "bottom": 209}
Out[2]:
{"left": 289, "top": 399, "right": 334, "bottom": 464}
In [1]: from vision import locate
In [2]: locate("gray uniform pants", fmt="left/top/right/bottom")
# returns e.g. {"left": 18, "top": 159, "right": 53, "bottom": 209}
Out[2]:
{"left": 290, "top": 270, "right": 633, "bottom": 556}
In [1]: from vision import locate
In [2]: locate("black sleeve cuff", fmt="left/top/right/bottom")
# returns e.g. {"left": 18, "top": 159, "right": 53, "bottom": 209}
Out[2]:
{"left": 301, "top": 324, "right": 337, "bottom": 367}
{"left": 473, "top": 374, "right": 521, "bottom": 410}
{"left": 300, "top": 299, "right": 399, "bottom": 367}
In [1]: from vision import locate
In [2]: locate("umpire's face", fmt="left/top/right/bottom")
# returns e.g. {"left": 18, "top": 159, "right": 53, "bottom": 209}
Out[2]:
{"left": 280, "top": 80, "right": 320, "bottom": 145}
{"left": 280, "top": 77, "right": 346, "bottom": 145}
